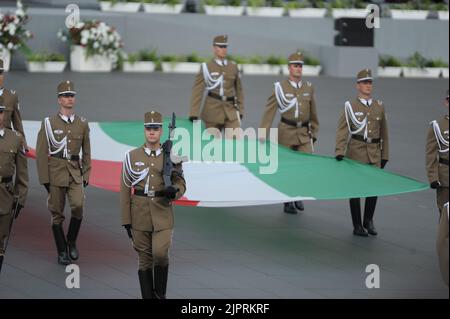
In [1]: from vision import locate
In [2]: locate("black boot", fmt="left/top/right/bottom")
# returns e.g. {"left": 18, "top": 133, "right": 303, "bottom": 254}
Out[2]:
{"left": 294, "top": 201, "right": 305, "bottom": 211}
{"left": 284, "top": 202, "right": 297, "bottom": 214}
{"left": 0, "top": 255, "right": 4, "bottom": 274}
{"left": 138, "top": 269, "right": 155, "bottom": 299}
{"left": 154, "top": 265, "right": 169, "bottom": 299}
{"left": 350, "top": 198, "right": 368, "bottom": 237}
{"left": 363, "top": 197, "right": 378, "bottom": 236}
{"left": 67, "top": 218, "right": 82, "bottom": 260}
{"left": 51, "top": 224, "right": 71, "bottom": 265}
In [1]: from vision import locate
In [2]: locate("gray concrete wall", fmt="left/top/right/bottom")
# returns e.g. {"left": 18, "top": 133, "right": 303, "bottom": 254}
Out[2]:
{"left": 1, "top": 6, "right": 448, "bottom": 70}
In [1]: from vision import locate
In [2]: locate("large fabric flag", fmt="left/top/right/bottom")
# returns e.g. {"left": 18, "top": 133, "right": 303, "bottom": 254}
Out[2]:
{"left": 24, "top": 118, "right": 428, "bottom": 207}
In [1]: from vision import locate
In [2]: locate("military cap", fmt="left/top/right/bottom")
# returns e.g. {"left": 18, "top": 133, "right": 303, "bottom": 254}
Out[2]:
{"left": 357, "top": 68, "right": 373, "bottom": 82}
{"left": 144, "top": 111, "right": 163, "bottom": 128}
{"left": 0, "top": 59, "right": 4, "bottom": 71}
{"left": 288, "top": 52, "right": 304, "bottom": 65}
{"left": 57, "top": 80, "right": 77, "bottom": 96}
{"left": 213, "top": 35, "right": 228, "bottom": 47}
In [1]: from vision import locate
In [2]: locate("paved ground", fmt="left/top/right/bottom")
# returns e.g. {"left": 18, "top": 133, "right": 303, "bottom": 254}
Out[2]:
{"left": 0, "top": 71, "right": 448, "bottom": 299}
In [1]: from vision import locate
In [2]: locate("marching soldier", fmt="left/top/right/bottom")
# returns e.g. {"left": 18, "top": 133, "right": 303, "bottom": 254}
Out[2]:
{"left": 189, "top": 35, "right": 244, "bottom": 136}
{"left": 36, "top": 81, "right": 91, "bottom": 265}
{"left": 121, "top": 111, "right": 186, "bottom": 299}
{"left": 0, "top": 59, "right": 27, "bottom": 150}
{"left": 425, "top": 90, "right": 449, "bottom": 213}
{"left": 0, "top": 101, "right": 28, "bottom": 273}
{"left": 335, "top": 69, "right": 389, "bottom": 237}
{"left": 259, "top": 52, "right": 319, "bottom": 214}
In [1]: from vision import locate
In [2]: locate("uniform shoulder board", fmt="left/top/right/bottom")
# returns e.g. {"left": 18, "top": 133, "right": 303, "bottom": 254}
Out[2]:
{"left": 80, "top": 116, "right": 87, "bottom": 122}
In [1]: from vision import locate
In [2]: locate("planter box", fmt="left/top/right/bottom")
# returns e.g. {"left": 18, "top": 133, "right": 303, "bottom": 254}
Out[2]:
{"left": 281, "top": 65, "right": 322, "bottom": 76}
{"left": 161, "top": 62, "right": 201, "bottom": 73}
{"left": 440, "top": 68, "right": 449, "bottom": 78}
{"left": 242, "top": 64, "right": 281, "bottom": 75}
{"left": 70, "top": 45, "right": 113, "bottom": 72}
{"left": 99, "top": 1, "right": 141, "bottom": 12}
{"left": 246, "top": 7, "right": 285, "bottom": 17}
{"left": 204, "top": 5, "right": 245, "bottom": 16}
{"left": 27, "top": 61, "right": 67, "bottom": 73}
{"left": 0, "top": 49, "right": 11, "bottom": 72}
{"left": 402, "top": 67, "right": 441, "bottom": 78}
{"left": 143, "top": 4, "right": 183, "bottom": 14}
{"left": 438, "top": 11, "right": 449, "bottom": 20}
{"left": 377, "top": 66, "right": 402, "bottom": 78}
{"left": 390, "top": 9, "right": 429, "bottom": 20}
{"left": 332, "top": 8, "right": 368, "bottom": 18}
{"left": 123, "top": 61, "right": 156, "bottom": 72}
{"left": 289, "top": 8, "right": 327, "bottom": 18}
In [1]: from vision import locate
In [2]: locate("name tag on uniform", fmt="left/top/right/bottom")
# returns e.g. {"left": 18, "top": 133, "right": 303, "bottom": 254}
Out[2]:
{"left": 303, "top": 93, "right": 310, "bottom": 97}
{"left": 355, "top": 112, "right": 364, "bottom": 116}
{"left": 54, "top": 130, "right": 64, "bottom": 135}
{"left": 135, "top": 162, "right": 145, "bottom": 167}
{"left": 285, "top": 93, "right": 294, "bottom": 98}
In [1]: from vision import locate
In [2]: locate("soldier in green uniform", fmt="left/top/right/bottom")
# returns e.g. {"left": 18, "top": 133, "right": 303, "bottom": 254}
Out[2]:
{"left": 189, "top": 35, "right": 244, "bottom": 137}
{"left": 335, "top": 69, "right": 389, "bottom": 237}
{"left": 0, "top": 101, "right": 28, "bottom": 273}
{"left": 121, "top": 111, "right": 186, "bottom": 299}
{"left": 36, "top": 81, "right": 91, "bottom": 265}
{"left": 259, "top": 52, "right": 319, "bottom": 214}
{"left": 0, "top": 59, "right": 27, "bottom": 150}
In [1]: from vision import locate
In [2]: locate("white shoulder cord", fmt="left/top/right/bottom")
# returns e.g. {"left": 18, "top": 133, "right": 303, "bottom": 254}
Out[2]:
{"left": 431, "top": 120, "right": 449, "bottom": 153}
{"left": 344, "top": 101, "right": 368, "bottom": 139}
{"left": 202, "top": 62, "right": 224, "bottom": 96}
{"left": 274, "top": 82, "right": 299, "bottom": 118}
{"left": 44, "top": 117, "right": 68, "bottom": 158}
{"left": 122, "top": 151, "right": 150, "bottom": 191}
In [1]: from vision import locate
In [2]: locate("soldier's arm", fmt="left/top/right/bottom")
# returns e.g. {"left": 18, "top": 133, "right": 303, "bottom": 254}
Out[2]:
{"left": 235, "top": 67, "right": 244, "bottom": 115}
{"left": 172, "top": 163, "right": 186, "bottom": 200}
{"left": 189, "top": 67, "right": 206, "bottom": 118}
{"left": 14, "top": 138, "right": 29, "bottom": 207}
{"left": 309, "top": 87, "right": 319, "bottom": 139}
{"left": 380, "top": 108, "right": 389, "bottom": 161}
{"left": 335, "top": 110, "right": 349, "bottom": 157}
{"left": 82, "top": 122, "right": 92, "bottom": 183}
{"left": 259, "top": 91, "right": 278, "bottom": 139}
{"left": 425, "top": 125, "right": 439, "bottom": 183}
{"left": 120, "top": 165, "right": 132, "bottom": 226}
{"left": 12, "top": 94, "right": 27, "bottom": 148}
{"left": 36, "top": 121, "right": 50, "bottom": 185}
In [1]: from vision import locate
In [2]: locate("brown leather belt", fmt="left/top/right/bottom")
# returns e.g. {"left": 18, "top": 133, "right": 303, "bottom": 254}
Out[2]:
{"left": 208, "top": 92, "right": 235, "bottom": 102}
{"left": 0, "top": 176, "right": 13, "bottom": 183}
{"left": 51, "top": 154, "right": 80, "bottom": 161}
{"left": 352, "top": 135, "right": 381, "bottom": 144}
{"left": 134, "top": 189, "right": 164, "bottom": 198}
{"left": 440, "top": 158, "right": 449, "bottom": 166}
{"left": 281, "top": 117, "right": 310, "bottom": 128}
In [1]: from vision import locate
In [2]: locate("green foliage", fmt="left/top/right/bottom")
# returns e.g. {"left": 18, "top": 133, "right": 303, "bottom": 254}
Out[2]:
{"left": 407, "top": 52, "right": 428, "bottom": 68}
{"left": 379, "top": 55, "right": 403, "bottom": 67}
{"left": 426, "top": 59, "right": 448, "bottom": 68}
{"left": 265, "top": 55, "right": 288, "bottom": 65}
{"left": 27, "top": 52, "right": 66, "bottom": 62}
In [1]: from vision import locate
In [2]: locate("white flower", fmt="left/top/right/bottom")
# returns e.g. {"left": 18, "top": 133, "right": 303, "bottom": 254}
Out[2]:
{"left": 7, "top": 42, "right": 14, "bottom": 50}
{"left": 93, "top": 41, "right": 99, "bottom": 49}
{"left": 80, "top": 37, "right": 88, "bottom": 45}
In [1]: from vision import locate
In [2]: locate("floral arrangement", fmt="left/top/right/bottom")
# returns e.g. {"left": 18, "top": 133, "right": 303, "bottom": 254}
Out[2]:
{"left": 58, "top": 20, "right": 124, "bottom": 66}
{"left": 0, "top": 0, "right": 32, "bottom": 54}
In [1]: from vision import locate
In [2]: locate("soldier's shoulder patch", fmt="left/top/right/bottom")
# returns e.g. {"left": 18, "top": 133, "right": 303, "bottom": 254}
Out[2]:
{"left": 10, "top": 89, "right": 16, "bottom": 95}
{"left": 80, "top": 116, "right": 87, "bottom": 123}
{"left": 306, "top": 81, "right": 312, "bottom": 87}
{"left": 15, "top": 131, "right": 22, "bottom": 137}
{"left": 377, "top": 99, "right": 383, "bottom": 105}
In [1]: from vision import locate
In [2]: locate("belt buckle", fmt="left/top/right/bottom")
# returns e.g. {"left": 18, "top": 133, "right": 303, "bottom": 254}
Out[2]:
{"left": 147, "top": 190, "right": 155, "bottom": 198}
{"left": 221, "top": 95, "right": 227, "bottom": 102}
{"left": 366, "top": 137, "right": 372, "bottom": 143}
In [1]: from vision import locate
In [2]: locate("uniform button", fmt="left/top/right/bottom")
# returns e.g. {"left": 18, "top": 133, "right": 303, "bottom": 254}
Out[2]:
{"left": 151, "top": 186, "right": 154, "bottom": 189}
{"left": 368, "top": 121, "right": 371, "bottom": 124}
{"left": 151, "top": 198, "right": 154, "bottom": 201}
{"left": 369, "top": 130, "right": 372, "bottom": 133}
{"left": 151, "top": 163, "right": 154, "bottom": 166}
{"left": 68, "top": 130, "right": 71, "bottom": 133}
{"left": 151, "top": 175, "right": 154, "bottom": 177}
{"left": 367, "top": 113, "right": 370, "bottom": 115}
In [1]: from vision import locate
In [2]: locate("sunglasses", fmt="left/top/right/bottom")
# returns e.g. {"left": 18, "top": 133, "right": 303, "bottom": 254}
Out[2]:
{"left": 59, "top": 93, "right": 75, "bottom": 98}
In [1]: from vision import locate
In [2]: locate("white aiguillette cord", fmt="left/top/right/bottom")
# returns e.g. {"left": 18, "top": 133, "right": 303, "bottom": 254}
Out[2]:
{"left": 431, "top": 120, "right": 449, "bottom": 153}
{"left": 44, "top": 117, "right": 68, "bottom": 158}
{"left": 274, "top": 82, "right": 299, "bottom": 118}
{"left": 202, "top": 62, "right": 224, "bottom": 96}
{"left": 344, "top": 101, "right": 368, "bottom": 139}
{"left": 122, "top": 151, "right": 150, "bottom": 191}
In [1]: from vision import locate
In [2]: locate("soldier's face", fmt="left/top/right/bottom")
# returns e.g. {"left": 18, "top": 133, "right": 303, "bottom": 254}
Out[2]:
{"left": 58, "top": 95, "right": 76, "bottom": 108}
{"left": 289, "top": 64, "right": 303, "bottom": 78}
{"left": 357, "top": 81, "right": 373, "bottom": 96}
{"left": 145, "top": 127, "right": 163, "bottom": 145}
{"left": 214, "top": 45, "right": 228, "bottom": 60}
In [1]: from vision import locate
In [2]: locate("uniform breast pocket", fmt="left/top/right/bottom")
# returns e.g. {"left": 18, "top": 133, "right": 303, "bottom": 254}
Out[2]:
{"left": 69, "top": 134, "right": 83, "bottom": 149}
{"left": 0, "top": 150, "right": 15, "bottom": 173}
